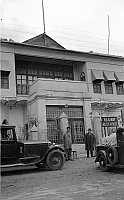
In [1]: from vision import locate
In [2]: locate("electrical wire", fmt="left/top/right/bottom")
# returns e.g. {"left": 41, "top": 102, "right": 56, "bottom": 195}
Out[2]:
{"left": 1, "top": 28, "right": 124, "bottom": 51}
{"left": 1, "top": 32, "right": 124, "bottom": 55}
{"left": 1, "top": 17, "right": 124, "bottom": 42}
{"left": 1, "top": 17, "right": 124, "bottom": 55}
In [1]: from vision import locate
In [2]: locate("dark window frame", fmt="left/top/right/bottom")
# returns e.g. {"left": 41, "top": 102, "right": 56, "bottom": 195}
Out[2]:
{"left": 1, "top": 70, "right": 10, "bottom": 89}
{"left": 16, "top": 64, "right": 28, "bottom": 95}
{"left": 93, "top": 80, "right": 102, "bottom": 93}
{"left": 116, "top": 82, "right": 124, "bottom": 95}
{"left": 28, "top": 64, "right": 38, "bottom": 85}
{"left": 104, "top": 81, "right": 113, "bottom": 94}
{"left": 38, "top": 63, "right": 54, "bottom": 78}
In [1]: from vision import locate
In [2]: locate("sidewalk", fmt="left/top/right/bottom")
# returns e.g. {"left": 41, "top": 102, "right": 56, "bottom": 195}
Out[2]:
{"left": 72, "top": 144, "right": 86, "bottom": 158}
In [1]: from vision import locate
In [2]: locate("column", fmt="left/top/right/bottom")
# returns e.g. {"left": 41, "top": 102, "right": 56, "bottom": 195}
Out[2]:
{"left": 60, "top": 112, "right": 68, "bottom": 135}
{"left": 83, "top": 98, "right": 92, "bottom": 132}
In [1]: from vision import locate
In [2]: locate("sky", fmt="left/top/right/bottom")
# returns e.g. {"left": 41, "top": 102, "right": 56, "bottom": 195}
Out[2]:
{"left": 1, "top": 0, "right": 124, "bottom": 56}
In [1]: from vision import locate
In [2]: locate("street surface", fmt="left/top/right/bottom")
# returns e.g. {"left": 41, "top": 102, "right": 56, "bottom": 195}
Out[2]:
{"left": 1, "top": 157, "right": 124, "bottom": 200}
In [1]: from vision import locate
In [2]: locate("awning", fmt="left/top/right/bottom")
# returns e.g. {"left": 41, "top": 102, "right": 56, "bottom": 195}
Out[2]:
{"left": 114, "top": 72, "right": 124, "bottom": 82}
{"left": 0, "top": 97, "right": 27, "bottom": 106}
{"left": 1, "top": 59, "right": 10, "bottom": 71}
{"left": 4, "top": 100, "right": 17, "bottom": 106}
{"left": 91, "top": 69, "right": 104, "bottom": 81}
{"left": 103, "top": 70, "right": 116, "bottom": 81}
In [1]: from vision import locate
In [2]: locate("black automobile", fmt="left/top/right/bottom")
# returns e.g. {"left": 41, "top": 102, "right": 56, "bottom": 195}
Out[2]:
{"left": 1, "top": 125, "right": 65, "bottom": 171}
{"left": 95, "top": 127, "right": 124, "bottom": 171}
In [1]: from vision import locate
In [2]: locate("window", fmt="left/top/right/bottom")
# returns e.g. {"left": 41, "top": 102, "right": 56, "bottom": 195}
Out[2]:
{"left": 16, "top": 67, "right": 28, "bottom": 95}
{"left": 80, "top": 72, "right": 86, "bottom": 81}
{"left": 28, "top": 67, "right": 37, "bottom": 85}
{"left": 38, "top": 64, "right": 73, "bottom": 80}
{"left": 116, "top": 82, "right": 124, "bottom": 95}
{"left": 54, "top": 66, "right": 63, "bottom": 80}
{"left": 17, "top": 75, "right": 27, "bottom": 94}
{"left": 1, "top": 129, "right": 14, "bottom": 140}
{"left": 28, "top": 75, "right": 37, "bottom": 85}
{"left": 1, "top": 71, "right": 10, "bottom": 89}
{"left": 16, "top": 60, "right": 74, "bottom": 95}
{"left": 38, "top": 64, "right": 53, "bottom": 78}
{"left": 93, "top": 81, "right": 102, "bottom": 93}
{"left": 104, "top": 81, "right": 113, "bottom": 94}
{"left": 63, "top": 66, "right": 73, "bottom": 80}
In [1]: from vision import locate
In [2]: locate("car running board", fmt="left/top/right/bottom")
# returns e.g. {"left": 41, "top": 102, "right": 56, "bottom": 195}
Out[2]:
{"left": 1, "top": 156, "right": 41, "bottom": 168}
{"left": 19, "top": 156, "right": 41, "bottom": 164}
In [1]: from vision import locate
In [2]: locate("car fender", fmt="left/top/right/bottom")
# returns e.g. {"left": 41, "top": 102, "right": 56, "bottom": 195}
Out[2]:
{"left": 95, "top": 150, "right": 107, "bottom": 162}
{"left": 45, "top": 146, "right": 65, "bottom": 158}
{"left": 35, "top": 145, "right": 65, "bottom": 165}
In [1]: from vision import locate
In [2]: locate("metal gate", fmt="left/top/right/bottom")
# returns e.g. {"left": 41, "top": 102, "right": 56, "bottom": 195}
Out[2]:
{"left": 69, "top": 119, "right": 85, "bottom": 144}
{"left": 47, "top": 119, "right": 62, "bottom": 144}
{"left": 46, "top": 106, "right": 85, "bottom": 144}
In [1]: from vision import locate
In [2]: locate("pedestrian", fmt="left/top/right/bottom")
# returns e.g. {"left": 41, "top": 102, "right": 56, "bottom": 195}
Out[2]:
{"left": 63, "top": 126, "right": 73, "bottom": 161}
{"left": 84, "top": 128, "right": 96, "bottom": 157}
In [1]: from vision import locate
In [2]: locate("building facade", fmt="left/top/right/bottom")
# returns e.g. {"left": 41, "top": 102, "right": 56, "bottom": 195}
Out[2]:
{"left": 1, "top": 35, "right": 124, "bottom": 144}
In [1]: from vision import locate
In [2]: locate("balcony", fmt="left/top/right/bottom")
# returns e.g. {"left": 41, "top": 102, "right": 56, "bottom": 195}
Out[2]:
{"left": 29, "top": 78, "right": 89, "bottom": 101}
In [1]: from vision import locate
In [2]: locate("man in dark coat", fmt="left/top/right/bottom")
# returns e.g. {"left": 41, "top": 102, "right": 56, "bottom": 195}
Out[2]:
{"left": 63, "top": 127, "right": 73, "bottom": 161}
{"left": 84, "top": 128, "right": 96, "bottom": 157}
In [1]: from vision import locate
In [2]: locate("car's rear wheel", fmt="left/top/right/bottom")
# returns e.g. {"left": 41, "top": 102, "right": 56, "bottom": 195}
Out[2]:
{"left": 99, "top": 154, "right": 110, "bottom": 172}
{"left": 46, "top": 149, "right": 65, "bottom": 170}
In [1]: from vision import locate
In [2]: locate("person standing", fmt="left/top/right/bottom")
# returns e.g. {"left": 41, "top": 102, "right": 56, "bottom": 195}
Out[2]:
{"left": 63, "top": 126, "right": 73, "bottom": 161}
{"left": 84, "top": 128, "right": 96, "bottom": 157}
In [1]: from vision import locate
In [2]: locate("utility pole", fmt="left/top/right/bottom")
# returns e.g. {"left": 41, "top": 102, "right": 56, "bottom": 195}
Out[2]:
{"left": 42, "top": 0, "right": 46, "bottom": 46}
{"left": 108, "top": 15, "right": 110, "bottom": 54}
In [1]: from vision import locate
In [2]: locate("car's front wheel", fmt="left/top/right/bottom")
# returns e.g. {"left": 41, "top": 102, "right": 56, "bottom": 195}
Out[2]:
{"left": 46, "top": 149, "right": 65, "bottom": 170}
{"left": 99, "top": 154, "right": 110, "bottom": 172}
{"left": 107, "top": 146, "right": 118, "bottom": 165}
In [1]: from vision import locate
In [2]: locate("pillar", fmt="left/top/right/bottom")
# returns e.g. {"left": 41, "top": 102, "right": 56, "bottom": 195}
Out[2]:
{"left": 37, "top": 97, "right": 47, "bottom": 140}
{"left": 60, "top": 112, "right": 68, "bottom": 135}
{"left": 83, "top": 98, "right": 92, "bottom": 132}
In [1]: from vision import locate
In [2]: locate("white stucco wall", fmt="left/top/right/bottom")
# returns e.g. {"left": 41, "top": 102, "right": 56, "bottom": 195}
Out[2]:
{"left": 1, "top": 103, "right": 26, "bottom": 138}
{"left": 86, "top": 61, "right": 124, "bottom": 103}
{"left": 28, "top": 78, "right": 91, "bottom": 140}
{"left": 1, "top": 51, "right": 16, "bottom": 98}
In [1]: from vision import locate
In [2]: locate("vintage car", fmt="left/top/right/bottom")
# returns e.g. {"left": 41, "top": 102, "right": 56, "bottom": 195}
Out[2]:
{"left": 1, "top": 125, "right": 65, "bottom": 171}
{"left": 95, "top": 127, "right": 124, "bottom": 171}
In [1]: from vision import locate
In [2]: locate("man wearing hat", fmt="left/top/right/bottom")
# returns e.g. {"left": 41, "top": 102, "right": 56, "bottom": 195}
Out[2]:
{"left": 84, "top": 128, "right": 96, "bottom": 157}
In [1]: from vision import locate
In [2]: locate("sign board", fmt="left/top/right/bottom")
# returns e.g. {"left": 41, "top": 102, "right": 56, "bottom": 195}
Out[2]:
{"left": 102, "top": 117, "right": 118, "bottom": 127}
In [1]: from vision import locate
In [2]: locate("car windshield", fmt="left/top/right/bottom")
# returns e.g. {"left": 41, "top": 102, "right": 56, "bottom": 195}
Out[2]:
{"left": 1, "top": 129, "right": 14, "bottom": 140}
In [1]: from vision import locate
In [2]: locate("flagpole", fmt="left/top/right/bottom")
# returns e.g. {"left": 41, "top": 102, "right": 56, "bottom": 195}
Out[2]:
{"left": 42, "top": 0, "right": 46, "bottom": 46}
{"left": 108, "top": 15, "right": 110, "bottom": 54}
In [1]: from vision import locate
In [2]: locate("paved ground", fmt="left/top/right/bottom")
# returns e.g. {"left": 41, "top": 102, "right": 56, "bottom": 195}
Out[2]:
{"left": 1, "top": 155, "right": 124, "bottom": 200}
